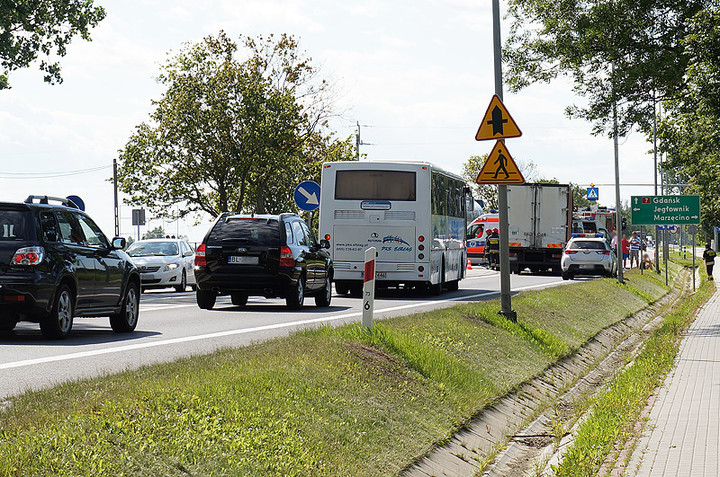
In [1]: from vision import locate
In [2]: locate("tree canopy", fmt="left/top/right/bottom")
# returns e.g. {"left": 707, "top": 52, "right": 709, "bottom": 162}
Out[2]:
{"left": 116, "top": 32, "right": 355, "bottom": 219}
{"left": 0, "top": 0, "right": 106, "bottom": 89}
{"left": 657, "top": 8, "right": 720, "bottom": 231}
{"left": 505, "top": 0, "right": 711, "bottom": 136}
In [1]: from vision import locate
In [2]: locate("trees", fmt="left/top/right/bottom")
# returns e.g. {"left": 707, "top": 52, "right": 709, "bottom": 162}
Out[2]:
{"left": 0, "top": 0, "right": 105, "bottom": 89}
{"left": 657, "top": 8, "right": 720, "bottom": 230}
{"left": 505, "top": 0, "right": 710, "bottom": 136}
{"left": 116, "top": 32, "right": 354, "bottom": 219}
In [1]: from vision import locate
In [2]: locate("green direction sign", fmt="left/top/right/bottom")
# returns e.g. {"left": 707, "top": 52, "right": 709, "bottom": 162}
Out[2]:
{"left": 631, "top": 195, "right": 700, "bottom": 225}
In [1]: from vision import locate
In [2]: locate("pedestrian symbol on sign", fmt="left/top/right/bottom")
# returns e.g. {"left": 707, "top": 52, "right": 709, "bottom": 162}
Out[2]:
{"left": 493, "top": 147, "right": 509, "bottom": 179}
{"left": 476, "top": 141, "right": 525, "bottom": 185}
{"left": 586, "top": 187, "right": 599, "bottom": 201}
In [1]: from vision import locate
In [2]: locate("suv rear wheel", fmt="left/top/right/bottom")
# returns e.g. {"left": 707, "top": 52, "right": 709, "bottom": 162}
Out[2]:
{"left": 110, "top": 281, "right": 139, "bottom": 333}
{"left": 40, "top": 284, "right": 74, "bottom": 339}
{"left": 315, "top": 276, "right": 332, "bottom": 307}
{"left": 196, "top": 290, "right": 216, "bottom": 310}
{"left": 286, "top": 276, "right": 305, "bottom": 310}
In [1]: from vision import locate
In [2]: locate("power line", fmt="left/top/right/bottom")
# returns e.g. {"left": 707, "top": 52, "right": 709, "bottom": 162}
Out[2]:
{"left": 0, "top": 164, "right": 112, "bottom": 179}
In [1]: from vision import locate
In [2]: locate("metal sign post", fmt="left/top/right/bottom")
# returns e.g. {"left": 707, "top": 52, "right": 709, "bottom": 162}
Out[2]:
{"left": 689, "top": 224, "right": 698, "bottom": 291}
{"left": 362, "top": 247, "right": 376, "bottom": 330}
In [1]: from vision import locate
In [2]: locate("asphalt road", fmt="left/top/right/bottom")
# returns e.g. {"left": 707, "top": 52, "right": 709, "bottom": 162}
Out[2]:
{"left": 0, "top": 268, "right": 566, "bottom": 399}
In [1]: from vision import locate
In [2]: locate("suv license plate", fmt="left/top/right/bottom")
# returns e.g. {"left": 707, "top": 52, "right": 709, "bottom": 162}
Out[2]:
{"left": 580, "top": 264, "right": 595, "bottom": 269}
{"left": 228, "top": 256, "right": 258, "bottom": 265}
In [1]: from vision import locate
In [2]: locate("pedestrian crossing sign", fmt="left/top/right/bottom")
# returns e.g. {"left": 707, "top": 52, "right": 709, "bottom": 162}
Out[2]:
{"left": 476, "top": 141, "right": 525, "bottom": 184}
{"left": 586, "top": 187, "right": 599, "bottom": 201}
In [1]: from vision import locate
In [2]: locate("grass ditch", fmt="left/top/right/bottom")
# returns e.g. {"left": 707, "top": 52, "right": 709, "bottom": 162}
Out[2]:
{"left": 553, "top": 265, "right": 714, "bottom": 477}
{"left": 0, "top": 269, "right": 680, "bottom": 476}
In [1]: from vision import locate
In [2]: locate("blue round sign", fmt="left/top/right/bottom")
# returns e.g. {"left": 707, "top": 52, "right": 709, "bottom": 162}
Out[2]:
{"left": 66, "top": 195, "right": 85, "bottom": 211}
{"left": 294, "top": 181, "right": 321, "bottom": 212}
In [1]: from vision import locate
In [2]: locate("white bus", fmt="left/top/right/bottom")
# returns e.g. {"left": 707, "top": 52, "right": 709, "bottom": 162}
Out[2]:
{"left": 319, "top": 161, "right": 469, "bottom": 296}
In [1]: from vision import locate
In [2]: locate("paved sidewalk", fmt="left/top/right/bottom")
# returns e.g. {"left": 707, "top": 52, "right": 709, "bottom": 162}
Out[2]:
{"left": 629, "top": 276, "right": 720, "bottom": 476}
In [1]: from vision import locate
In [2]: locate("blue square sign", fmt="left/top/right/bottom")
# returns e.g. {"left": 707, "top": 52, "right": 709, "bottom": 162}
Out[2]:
{"left": 586, "top": 187, "right": 599, "bottom": 201}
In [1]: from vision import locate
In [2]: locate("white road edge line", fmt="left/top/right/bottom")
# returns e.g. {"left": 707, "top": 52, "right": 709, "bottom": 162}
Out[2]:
{"left": 0, "top": 281, "right": 563, "bottom": 370}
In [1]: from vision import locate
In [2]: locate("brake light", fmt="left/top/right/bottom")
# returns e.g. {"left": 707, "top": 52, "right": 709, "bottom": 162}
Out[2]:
{"left": 324, "top": 234, "right": 331, "bottom": 241}
{"left": 194, "top": 244, "right": 206, "bottom": 266}
{"left": 279, "top": 246, "right": 295, "bottom": 268}
{"left": 11, "top": 246, "right": 44, "bottom": 265}
{"left": 598, "top": 250, "right": 611, "bottom": 255}
{"left": 564, "top": 250, "right": 577, "bottom": 255}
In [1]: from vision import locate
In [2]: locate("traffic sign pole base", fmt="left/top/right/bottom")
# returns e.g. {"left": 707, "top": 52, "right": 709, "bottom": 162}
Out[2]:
{"left": 498, "top": 309, "right": 517, "bottom": 323}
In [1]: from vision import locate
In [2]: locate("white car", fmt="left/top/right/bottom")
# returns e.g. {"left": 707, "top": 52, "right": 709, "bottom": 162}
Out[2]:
{"left": 127, "top": 239, "right": 196, "bottom": 292}
{"left": 561, "top": 234, "right": 617, "bottom": 280}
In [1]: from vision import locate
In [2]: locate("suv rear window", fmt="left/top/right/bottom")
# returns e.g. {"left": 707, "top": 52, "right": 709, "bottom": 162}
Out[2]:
{"left": 208, "top": 218, "right": 281, "bottom": 245}
{"left": 569, "top": 240, "right": 607, "bottom": 250}
{"left": 0, "top": 210, "right": 33, "bottom": 241}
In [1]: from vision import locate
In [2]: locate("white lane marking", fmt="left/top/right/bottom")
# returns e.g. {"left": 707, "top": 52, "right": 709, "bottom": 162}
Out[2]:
{"left": 0, "top": 281, "right": 563, "bottom": 370}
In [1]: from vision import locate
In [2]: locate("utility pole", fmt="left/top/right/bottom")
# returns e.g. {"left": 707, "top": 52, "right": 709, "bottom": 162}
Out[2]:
{"left": 653, "top": 93, "right": 660, "bottom": 273}
{"left": 612, "top": 65, "right": 624, "bottom": 284}
{"left": 113, "top": 158, "right": 119, "bottom": 237}
{"left": 355, "top": 121, "right": 361, "bottom": 160}
{"left": 492, "top": 0, "right": 516, "bottom": 321}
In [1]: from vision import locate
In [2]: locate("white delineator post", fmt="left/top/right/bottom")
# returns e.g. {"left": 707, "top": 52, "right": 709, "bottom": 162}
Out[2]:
{"left": 363, "top": 247, "right": 376, "bottom": 330}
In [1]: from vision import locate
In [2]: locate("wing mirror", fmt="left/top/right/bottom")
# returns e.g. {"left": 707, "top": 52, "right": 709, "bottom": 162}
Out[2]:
{"left": 112, "top": 237, "right": 126, "bottom": 250}
{"left": 319, "top": 239, "right": 330, "bottom": 249}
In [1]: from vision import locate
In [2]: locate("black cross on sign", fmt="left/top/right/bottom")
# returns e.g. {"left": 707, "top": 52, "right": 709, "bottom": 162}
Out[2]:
{"left": 487, "top": 106, "right": 507, "bottom": 136}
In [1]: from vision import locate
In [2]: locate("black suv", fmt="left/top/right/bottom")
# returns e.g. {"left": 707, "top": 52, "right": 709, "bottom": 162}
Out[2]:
{"left": 194, "top": 213, "right": 333, "bottom": 310}
{"left": 0, "top": 196, "right": 141, "bottom": 338}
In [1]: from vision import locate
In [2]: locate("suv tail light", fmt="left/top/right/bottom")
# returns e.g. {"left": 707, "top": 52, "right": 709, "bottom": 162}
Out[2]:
{"left": 598, "top": 250, "right": 611, "bottom": 255}
{"left": 12, "top": 246, "right": 45, "bottom": 266}
{"left": 564, "top": 250, "right": 577, "bottom": 255}
{"left": 195, "top": 244, "right": 206, "bottom": 266}
{"left": 279, "top": 246, "right": 294, "bottom": 268}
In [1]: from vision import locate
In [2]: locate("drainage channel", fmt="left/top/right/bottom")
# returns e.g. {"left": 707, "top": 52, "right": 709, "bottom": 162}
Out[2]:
{"left": 403, "top": 270, "right": 689, "bottom": 477}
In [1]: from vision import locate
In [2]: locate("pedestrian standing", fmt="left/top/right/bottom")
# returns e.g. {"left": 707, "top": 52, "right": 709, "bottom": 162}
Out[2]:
{"left": 703, "top": 242, "right": 716, "bottom": 280}
{"left": 629, "top": 232, "right": 641, "bottom": 269}
{"left": 487, "top": 228, "right": 500, "bottom": 270}
{"left": 621, "top": 234, "right": 630, "bottom": 269}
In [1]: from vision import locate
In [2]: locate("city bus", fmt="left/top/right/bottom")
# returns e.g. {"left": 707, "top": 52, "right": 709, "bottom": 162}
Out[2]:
{"left": 319, "top": 160, "right": 469, "bottom": 296}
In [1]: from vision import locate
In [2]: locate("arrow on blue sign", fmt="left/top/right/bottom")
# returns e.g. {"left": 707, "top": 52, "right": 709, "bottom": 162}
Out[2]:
{"left": 294, "top": 180, "right": 321, "bottom": 211}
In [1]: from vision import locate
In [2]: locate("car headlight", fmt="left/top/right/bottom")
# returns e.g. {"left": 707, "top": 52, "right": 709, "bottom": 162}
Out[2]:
{"left": 164, "top": 263, "right": 180, "bottom": 271}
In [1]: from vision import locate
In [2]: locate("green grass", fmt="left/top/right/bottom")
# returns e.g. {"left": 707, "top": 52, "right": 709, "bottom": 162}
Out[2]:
{"left": 0, "top": 272, "right": 676, "bottom": 476}
{"left": 553, "top": 268, "right": 714, "bottom": 476}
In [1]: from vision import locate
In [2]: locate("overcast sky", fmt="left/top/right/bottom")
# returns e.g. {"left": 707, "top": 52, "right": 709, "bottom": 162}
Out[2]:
{"left": 0, "top": 0, "right": 659, "bottom": 242}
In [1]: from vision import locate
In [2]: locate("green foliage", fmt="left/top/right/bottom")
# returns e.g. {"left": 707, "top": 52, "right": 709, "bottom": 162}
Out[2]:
{"left": 555, "top": 274, "right": 714, "bottom": 476}
{"left": 657, "top": 8, "right": 720, "bottom": 231}
{"left": 0, "top": 0, "right": 106, "bottom": 89}
{"left": 505, "top": 0, "right": 710, "bottom": 136}
{"left": 142, "top": 226, "right": 165, "bottom": 240}
{"left": 116, "top": 32, "right": 355, "bottom": 219}
{"left": 0, "top": 273, "right": 675, "bottom": 476}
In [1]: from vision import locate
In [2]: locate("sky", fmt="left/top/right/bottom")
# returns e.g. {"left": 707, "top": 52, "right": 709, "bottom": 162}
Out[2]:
{"left": 0, "top": 0, "right": 660, "bottom": 242}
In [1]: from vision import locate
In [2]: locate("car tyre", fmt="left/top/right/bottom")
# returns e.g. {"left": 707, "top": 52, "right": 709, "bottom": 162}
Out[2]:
{"left": 561, "top": 271, "right": 571, "bottom": 280}
{"left": 40, "top": 284, "right": 74, "bottom": 339}
{"left": 231, "top": 292, "right": 248, "bottom": 307}
{"left": 196, "top": 290, "right": 216, "bottom": 310}
{"left": 286, "top": 276, "right": 305, "bottom": 310}
{"left": 175, "top": 271, "right": 187, "bottom": 293}
{"left": 110, "top": 281, "right": 140, "bottom": 333}
{"left": 315, "top": 276, "right": 332, "bottom": 307}
{"left": 0, "top": 320, "right": 16, "bottom": 332}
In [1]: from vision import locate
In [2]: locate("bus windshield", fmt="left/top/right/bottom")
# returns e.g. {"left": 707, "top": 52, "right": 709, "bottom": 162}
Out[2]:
{"left": 334, "top": 170, "right": 416, "bottom": 201}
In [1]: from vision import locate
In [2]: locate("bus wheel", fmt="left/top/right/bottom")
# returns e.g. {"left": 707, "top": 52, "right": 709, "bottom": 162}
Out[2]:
{"left": 335, "top": 281, "right": 349, "bottom": 295}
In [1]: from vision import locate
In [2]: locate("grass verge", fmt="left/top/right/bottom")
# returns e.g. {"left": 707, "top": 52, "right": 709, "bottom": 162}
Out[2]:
{"left": 0, "top": 271, "right": 677, "bottom": 476}
{"left": 552, "top": 268, "right": 714, "bottom": 477}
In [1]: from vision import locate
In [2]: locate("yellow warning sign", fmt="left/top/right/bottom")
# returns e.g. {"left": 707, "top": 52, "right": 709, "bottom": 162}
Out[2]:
{"left": 475, "top": 94, "right": 522, "bottom": 141}
{"left": 476, "top": 141, "right": 525, "bottom": 184}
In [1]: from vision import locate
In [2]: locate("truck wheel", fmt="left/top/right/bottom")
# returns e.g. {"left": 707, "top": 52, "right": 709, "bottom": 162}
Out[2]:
{"left": 40, "top": 284, "right": 74, "bottom": 339}
{"left": 110, "top": 281, "right": 140, "bottom": 333}
{"left": 196, "top": 290, "right": 216, "bottom": 310}
{"left": 349, "top": 283, "right": 363, "bottom": 298}
{"left": 446, "top": 280, "right": 459, "bottom": 291}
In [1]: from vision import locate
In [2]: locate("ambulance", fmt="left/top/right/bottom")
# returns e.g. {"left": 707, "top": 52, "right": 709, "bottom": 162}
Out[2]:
{"left": 466, "top": 212, "right": 499, "bottom": 265}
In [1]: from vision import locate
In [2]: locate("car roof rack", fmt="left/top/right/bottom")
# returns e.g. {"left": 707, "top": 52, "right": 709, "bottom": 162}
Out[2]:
{"left": 24, "top": 195, "right": 80, "bottom": 209}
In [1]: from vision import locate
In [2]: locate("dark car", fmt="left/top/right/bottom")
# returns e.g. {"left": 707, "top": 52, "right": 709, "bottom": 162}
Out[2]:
{"left": 194, "top": 213, "right": 333, "bottom": 310}
{"left": 0, "top": 196, "right": 141, "bottom": 338}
